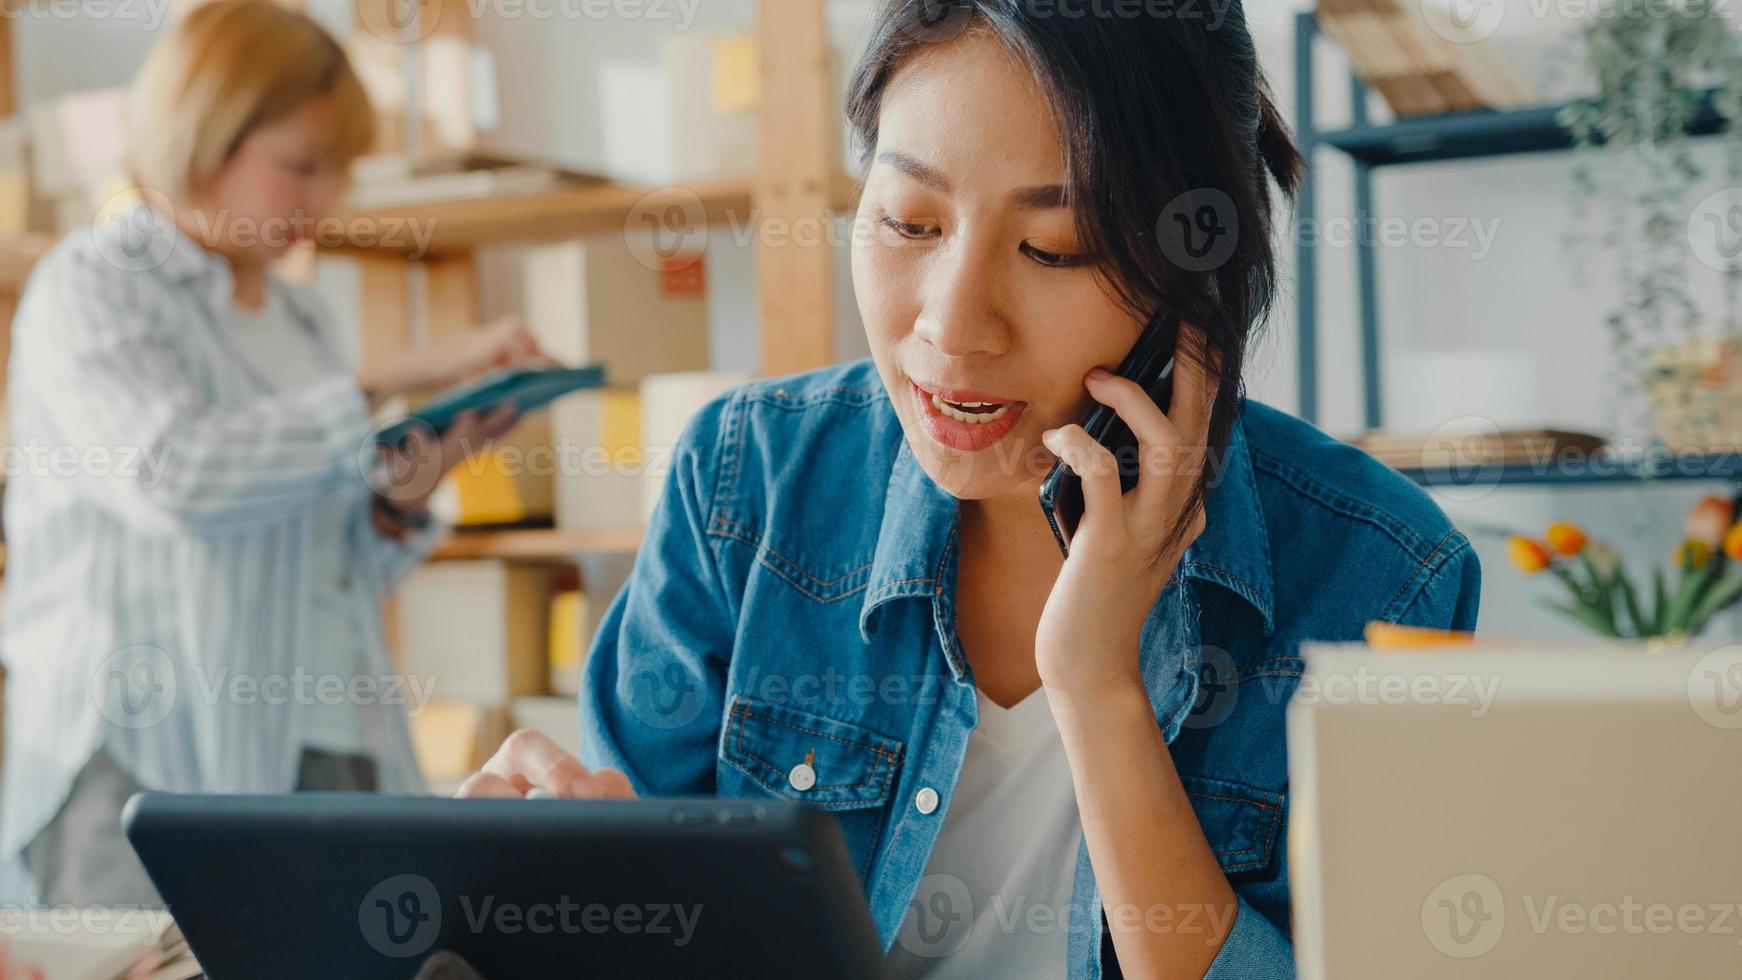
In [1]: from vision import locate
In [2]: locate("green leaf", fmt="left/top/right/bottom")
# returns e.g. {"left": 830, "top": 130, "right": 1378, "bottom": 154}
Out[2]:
{"left": 1665, "top": 563, "right": 1717, "bottom": 633}
{"left": 1653, "top": 565, "right": 1669, "bottom": 634}
{"left": 1686, "top": 574, "right": 1742, "bottom": 636}
{"left": 1549, "top": 565, "right": 1594, "bottom": 608}
{"left": 1617, "top": 571, "right": 1651, "bottom": 637}
{"left": 1580, "top": 553, "right": 1617, "bottom": 631}
{"left": 1537, "top": 597, "right": 1622, "bottom": 638}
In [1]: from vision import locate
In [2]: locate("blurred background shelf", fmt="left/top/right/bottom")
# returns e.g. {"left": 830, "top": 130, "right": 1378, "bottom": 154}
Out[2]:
{"left": 331, "top": 172, "right": 863, "bottom": 257}
{"left": 428, "top": 527, "right": 644, "bottom": 561}
{"left": 1312, "top": 88, "right": 1726, "bottom": 168}
{"left": 1394, "top": 452, "right": 1742, "bottom": 488}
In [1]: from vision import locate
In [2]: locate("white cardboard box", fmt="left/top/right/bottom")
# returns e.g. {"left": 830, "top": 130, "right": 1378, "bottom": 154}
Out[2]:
{"left": 397, "top": 561, "right": 553, "bottom": 703}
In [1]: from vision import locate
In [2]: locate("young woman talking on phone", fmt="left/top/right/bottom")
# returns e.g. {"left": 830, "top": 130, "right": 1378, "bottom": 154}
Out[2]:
{"left": 459, "top": 2, "right": 1481, "bottom": 977}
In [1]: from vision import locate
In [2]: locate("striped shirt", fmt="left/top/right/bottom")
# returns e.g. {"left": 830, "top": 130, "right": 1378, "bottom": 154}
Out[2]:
{"left": 0, "top": 205, "right": 433, "bottom": 877}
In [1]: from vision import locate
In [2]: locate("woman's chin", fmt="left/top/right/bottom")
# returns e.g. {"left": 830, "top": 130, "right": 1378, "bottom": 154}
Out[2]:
{"left": 907, "top": 438, "right": 1048, "bottom": 502}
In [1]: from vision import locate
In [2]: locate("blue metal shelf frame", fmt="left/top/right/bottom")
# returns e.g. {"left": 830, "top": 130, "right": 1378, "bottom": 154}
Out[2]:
{"left": 1295, "top": 11, "right": 1384, "bottom": 430}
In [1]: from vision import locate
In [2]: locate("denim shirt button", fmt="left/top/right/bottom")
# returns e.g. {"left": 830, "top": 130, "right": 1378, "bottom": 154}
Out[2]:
{"left": 914, "top": 787, "right": 939, "bottom": 814}
{"left": 787, "top": 763, "right": 816, "bottom": 792}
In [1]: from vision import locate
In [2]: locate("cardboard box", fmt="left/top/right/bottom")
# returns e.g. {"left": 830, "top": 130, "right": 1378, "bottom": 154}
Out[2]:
{"left": 597, "top": 32, "right": 779, "bottom": 185}
{"left": 410, "top": 700, "right": 512, "bottom": 787}
{"left": 443, "top": 411, "right": 557, "bottom": 526}
{"left": 397, "top": 561, "right": 554, "bottom": 703}
{"left": 639, "top": 370, "right": 750, "bottom": 524}
{"left": 550, "top": 386, "right": 643, "bottom": 533}
{"left": 522, "top": 236, "right": 709, "bottom": 388}
{"left": 511, "top": 695, "right": 582, "bottom": 760}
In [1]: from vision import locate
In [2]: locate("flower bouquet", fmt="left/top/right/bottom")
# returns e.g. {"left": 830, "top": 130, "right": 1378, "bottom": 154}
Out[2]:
{"left": 1502, "top": 495, "right": 1742, "bottom": 640}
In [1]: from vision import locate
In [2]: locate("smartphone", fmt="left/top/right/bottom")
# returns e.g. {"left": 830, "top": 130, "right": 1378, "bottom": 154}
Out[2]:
{"left": 1037, "top": 310, "right": 1180, "bottom": 556}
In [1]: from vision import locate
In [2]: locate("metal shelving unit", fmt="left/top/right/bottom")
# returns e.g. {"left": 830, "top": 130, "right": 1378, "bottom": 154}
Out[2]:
{"left": 1293, "top": 10, "right": 1738, "bottom": 490}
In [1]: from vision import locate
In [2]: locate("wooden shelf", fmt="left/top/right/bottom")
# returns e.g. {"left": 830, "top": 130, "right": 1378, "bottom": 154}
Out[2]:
{"left": 0, "top": 233, "right": 53, "bottom": 293}
{"left": 329, "top": 172, "right": 862, "bottom": 258}
{"left": 427, "top": 527, "right": 644, "bottom": 561}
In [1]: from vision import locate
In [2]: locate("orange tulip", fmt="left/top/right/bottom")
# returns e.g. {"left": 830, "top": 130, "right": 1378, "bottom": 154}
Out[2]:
{"left": 1507, "top": 535, "right": 1552, "bottom": 574}
{"left": 1545, "top": 522, "right": 1587, "bottom": 556}
{"left": 1725, "top": 523, "right": 1742, "bottom": 561}
{"left": 1677, "top": 539, "right": 1712, "bottom": 570}
{"left": 1685, "top": 495, "right": 1732, "bottom": 547}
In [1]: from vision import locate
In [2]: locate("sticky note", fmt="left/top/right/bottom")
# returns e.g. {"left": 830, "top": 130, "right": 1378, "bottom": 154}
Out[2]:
{"left": 602, "top": 390, "right": 642, "bottom": 467}
{"left": 711, "top": 35, "right": 759, "bottom": 114}
{"left": 549, "top": 590, "right": 580, "bottom": 673}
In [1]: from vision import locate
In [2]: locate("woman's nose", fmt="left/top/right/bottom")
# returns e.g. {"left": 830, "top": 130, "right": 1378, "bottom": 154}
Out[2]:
{"left": 913, "top": 235, "right": 1011, "bottom": 358}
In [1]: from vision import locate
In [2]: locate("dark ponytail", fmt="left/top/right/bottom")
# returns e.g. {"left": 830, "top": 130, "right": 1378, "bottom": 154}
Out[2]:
{"left": 1257, "top": 83, "right": 1304, "bottom": 200}
{"left": 847, "top": 0, "right": 1301, "bottom": 559}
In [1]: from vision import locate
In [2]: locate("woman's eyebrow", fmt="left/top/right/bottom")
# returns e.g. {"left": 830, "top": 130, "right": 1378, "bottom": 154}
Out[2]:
{"left": 876, "top": 150, "right": 1066, "bottom": 210}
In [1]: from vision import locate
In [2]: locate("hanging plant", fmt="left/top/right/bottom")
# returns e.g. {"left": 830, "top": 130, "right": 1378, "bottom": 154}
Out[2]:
{"left": 1557, "top": 0, "right": 1742, "bottom": 441}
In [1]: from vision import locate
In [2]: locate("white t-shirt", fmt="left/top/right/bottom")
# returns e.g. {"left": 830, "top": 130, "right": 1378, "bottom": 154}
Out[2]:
{"left": 887, "top": 686, "right": 1084, "bottom": 979}
{"left": 229, "top": 284, "right": 368, "bottom": 754}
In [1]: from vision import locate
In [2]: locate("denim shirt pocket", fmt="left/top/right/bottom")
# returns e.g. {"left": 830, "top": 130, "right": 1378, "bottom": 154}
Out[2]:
{"left": 718, "top": 694, "right": 905, "bottom": 883}
{"left": 1178, "top": 773, "right": 1286, "bottom": 876}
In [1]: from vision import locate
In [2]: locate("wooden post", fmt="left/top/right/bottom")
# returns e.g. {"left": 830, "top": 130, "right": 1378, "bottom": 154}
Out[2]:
{"left": 355, "top": 253, "right": 415, "bottom": 375}
{"left": 754, "top": 0, "right": 834, "bottom": 377}
{"left": 0, "top": 12, "right": 14, "bottom": 119}
{"left": 422, "top": 254, "right": 481, "bottom": 344}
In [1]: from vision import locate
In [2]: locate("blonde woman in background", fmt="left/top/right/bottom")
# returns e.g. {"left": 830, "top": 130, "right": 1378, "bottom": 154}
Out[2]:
{"left": 0, "top": 0, "right": 542, "bottom": 905}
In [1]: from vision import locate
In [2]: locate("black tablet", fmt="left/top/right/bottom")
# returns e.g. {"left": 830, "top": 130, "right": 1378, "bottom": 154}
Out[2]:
{"left": 122, "top": 793, "right": 885, "bottom": 980}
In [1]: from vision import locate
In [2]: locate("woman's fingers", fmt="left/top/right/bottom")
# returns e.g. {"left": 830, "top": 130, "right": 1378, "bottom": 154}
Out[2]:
{"left": 482, "top": 728, "right": 613, "bottom": 798}
{"left": 0, "top": 944, "right": 44, "bottom": 980}
{"left": 1168, "top": 323, "right": 1219, "bottom": 446}
{"left": 480, "top": 314, "right": 550, "bottom": 369}
{"left": 589, "top": 767, "right": 637, "bottom": 799}
{"left": 1082, "top": 367, "right": 1182, "bottom": 477}
{"left": 1043, "top": 423, "right": 1125, "bottom": 542}
{"left": 455, "top": 771, "right": 523, "bottom": 799}
{"left": 477, "top": 401, "right": 519, "bottom": 441}
{"left": 1079, "top": 323, "right": 1221, "bottom": 519}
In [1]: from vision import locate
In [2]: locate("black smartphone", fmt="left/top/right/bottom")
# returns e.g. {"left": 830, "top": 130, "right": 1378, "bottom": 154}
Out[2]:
{"left": 1037, "top": 310, "right": 1180, "bottom": 556}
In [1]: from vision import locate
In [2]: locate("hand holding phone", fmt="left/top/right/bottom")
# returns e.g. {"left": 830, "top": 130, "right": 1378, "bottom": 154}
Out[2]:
{"left": 1037, "top": 310, "right": 1180, "bottom": 556}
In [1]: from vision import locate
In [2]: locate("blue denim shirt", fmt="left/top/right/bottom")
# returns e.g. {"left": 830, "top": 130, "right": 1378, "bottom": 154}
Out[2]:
{"left": 578, "top": 356, "right": 1481, "bottom": 979}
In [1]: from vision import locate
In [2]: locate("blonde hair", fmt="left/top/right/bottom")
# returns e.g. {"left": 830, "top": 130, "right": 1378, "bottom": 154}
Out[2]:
{"left": 128, "top": 0, "right": 375, "bottom": 201}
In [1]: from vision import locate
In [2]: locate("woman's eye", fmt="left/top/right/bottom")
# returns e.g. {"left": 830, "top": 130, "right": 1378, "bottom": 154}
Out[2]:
{"left": 1020, "top": 242, "right": 1087, "bottom": 268}
{"left": 880, "top": 215, "right": 937, "bottom": 240}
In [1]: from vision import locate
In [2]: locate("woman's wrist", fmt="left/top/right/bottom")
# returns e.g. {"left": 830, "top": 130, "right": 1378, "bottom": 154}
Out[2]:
{"left": 372, "top": 493, "right": 432, "bottom": 527}
{"left": 368, "top": 494, "right": 434, "bottom": 543}
{"left": 1041, "top": 655, "right": 1149, "bottom": 719}
{"left": 355, "top": 367, "right": 406, "bottom": 403}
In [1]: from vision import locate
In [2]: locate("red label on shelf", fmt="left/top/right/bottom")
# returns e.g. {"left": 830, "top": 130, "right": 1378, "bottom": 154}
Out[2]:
{"left": 658, "top": 253, "right": 707, "bottom": 298}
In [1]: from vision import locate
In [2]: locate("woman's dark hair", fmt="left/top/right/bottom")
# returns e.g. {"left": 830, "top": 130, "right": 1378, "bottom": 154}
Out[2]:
{"left": 846, "top": 0, "right": 1301, "bottom": 561}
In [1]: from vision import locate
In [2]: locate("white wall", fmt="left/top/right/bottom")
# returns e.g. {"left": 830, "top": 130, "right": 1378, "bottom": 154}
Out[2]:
{"left": 18, "top": 0, "right": 1738, "bottom": 641}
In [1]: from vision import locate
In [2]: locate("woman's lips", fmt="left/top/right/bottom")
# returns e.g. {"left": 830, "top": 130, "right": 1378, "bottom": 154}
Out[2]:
{"left": 910, "top": 380, "right": 1026, "bottom": 452}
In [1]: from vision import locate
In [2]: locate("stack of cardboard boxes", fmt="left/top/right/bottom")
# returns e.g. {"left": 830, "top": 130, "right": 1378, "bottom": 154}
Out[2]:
{"left": 400, "top": 230, "right": 749, "bottom": 790}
